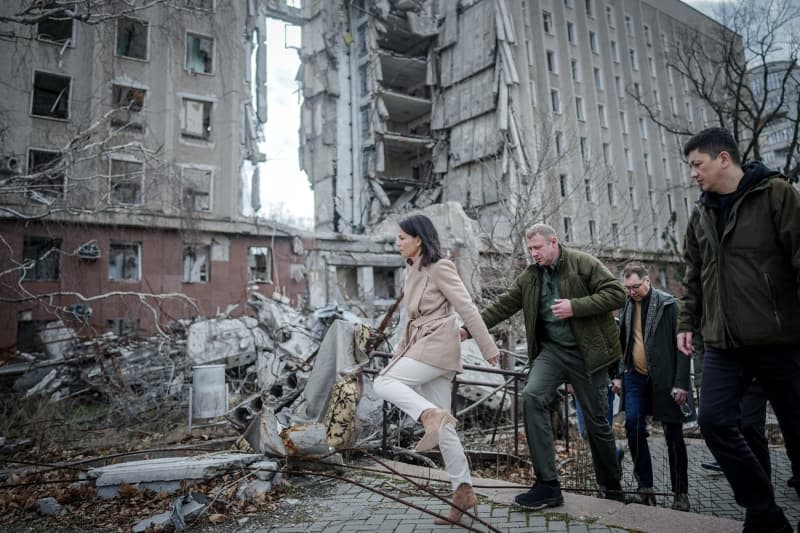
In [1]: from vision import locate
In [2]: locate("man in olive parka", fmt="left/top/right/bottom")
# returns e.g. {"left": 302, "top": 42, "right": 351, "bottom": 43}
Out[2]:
{"left": 462, "top": 223, "right": 625, "bottom": 510}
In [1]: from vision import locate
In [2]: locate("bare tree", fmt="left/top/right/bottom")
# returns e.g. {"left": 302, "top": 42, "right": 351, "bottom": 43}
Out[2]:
{"left": 630, "top": 0, "right": 800, "bottom": 181}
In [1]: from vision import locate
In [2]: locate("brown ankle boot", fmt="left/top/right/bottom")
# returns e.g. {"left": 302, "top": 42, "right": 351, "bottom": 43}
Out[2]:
{"left": 415, "top": 408, "right": 457, "bottom": 452}
{"left": 435, "top": 483, "right": 478, "bottom": 524}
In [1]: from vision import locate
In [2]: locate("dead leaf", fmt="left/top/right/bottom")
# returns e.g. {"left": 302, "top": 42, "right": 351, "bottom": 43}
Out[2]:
{"left": 118, "top": 482, "right": 138, "bottom": 499}
{"left": 208, "top": 513, "right": 225, "bottom": 523}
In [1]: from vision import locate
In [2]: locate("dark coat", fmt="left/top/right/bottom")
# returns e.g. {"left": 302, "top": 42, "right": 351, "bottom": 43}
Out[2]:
{"left": 619, "top": 288, "right": 692, "bottom": 424}
{"left": 480, "top": 245, "right": 625, "bottom": 374}
{"left": 678, "top": 163, "right": 800, "bottom": 349}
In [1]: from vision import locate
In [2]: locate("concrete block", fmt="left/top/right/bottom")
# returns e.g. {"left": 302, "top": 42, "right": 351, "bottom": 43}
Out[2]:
{"left": 249, "top": 459, "right": 278, "bottom": 481}
{"left": 132, "top": 511, "right": 171, "bottom": 532}
{"left": 36, "top": 497, "right": 64, "bottom": 516}
{"left": 236, "top": 479, "right": 273, "bottom": 502}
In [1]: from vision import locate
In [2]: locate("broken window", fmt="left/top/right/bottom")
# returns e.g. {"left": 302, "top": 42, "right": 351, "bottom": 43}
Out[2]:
{"left": 116, "top": 17, "right": 148, "bottom": 60}
{"left": 22, "top": 237, "right": 61, "bottom": 280}
{"left": 182, "top": 167, "right": 212, "bottom": 211}
{"left": 361, "top": 147, "right": 372, "bottom": 178}
{"left": 109, "top": 242, "right": 141, "bottom": 281}
{"left": 27, "top": 149, "right": 65, "bottom": 202}
{"left": 183, "top": 244, "right": 210, "bottom": 283}
{"left": 111, "top": 84, "right": 146, "bottom": 129}
{"left": 186, "top": 33, "right": 214, "bottom": 74}
{"left": 248, "top": 247, "right": 272, "bottom": 283}
{"left": 336, "top": 267, "right": 358, "bottom": 301}
{"left": 373, "top": 267, "right": 398, "bottom": 300}
{"left": 37, "top": 7, "right": 73, "bottom": 44}
{"left": 106, "top": 319, "right": 139, "bottom": 337}
{"left": 360, "top": 106, "right": 370, "bottom": 133}
{"left": 181, "top": 98, "right": 212, "bottom": 140}
{"left": 32, "top": 71, "right": 70, "bottom": 120}
{"left": 109, "top": 159, "right": 143, "bottom": 205}
{"left": 112, "top": 84, "right": 145, "bottom": 112}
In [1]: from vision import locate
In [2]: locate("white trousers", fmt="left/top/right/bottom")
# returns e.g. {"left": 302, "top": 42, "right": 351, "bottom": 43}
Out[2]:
{"left": 373, "top": 357, "right": 471, "bottom": 491}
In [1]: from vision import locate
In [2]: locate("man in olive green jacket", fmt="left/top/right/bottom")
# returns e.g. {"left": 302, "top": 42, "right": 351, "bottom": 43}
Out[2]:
{"left": 463, "top": 223, "right": 625, "bottom": 509}
{"left": 677, "top": 127, "right": 800, "bottom": 533}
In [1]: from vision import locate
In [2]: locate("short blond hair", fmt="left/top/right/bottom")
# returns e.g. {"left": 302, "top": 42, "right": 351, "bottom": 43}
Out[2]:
{"left": 525, "top": 223, "right": 557, "bottom": 240}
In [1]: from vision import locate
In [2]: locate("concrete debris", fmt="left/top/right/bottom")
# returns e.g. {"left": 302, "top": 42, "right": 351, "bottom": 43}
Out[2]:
{"left": 37, "top": 320, "right": 75, "bottom": 359}
{"left": 87, "top": 452, "right": 263, "bottom": 499}
{"left": 35, "top": 497, "right": 65, "bottom": 516}
{"left": 187, "top": 317, "right": 272, "bottom": 367}
{"left": 236, "top": 479, "right": 273, "bottom": 502}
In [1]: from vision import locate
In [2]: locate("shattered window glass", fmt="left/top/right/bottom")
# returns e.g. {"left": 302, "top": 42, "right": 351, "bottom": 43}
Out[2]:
{"left": 186, "top": 33, "right": 214, "bottom": 74}
{"left": 106, "top": 319, "right": 139, "bottom": 337}
{"left": 32, "top": 71, "right": 70, "bottom": 119}
{"left": 22, "top": 237, "right": 61, "bottom": 281}
{"left": 248, "top": 247, "right": 271, "bottom": 283}
{"left": 109, "top": 242, "right": 141, "bottom": 281}
{"left": 111, "top": 84, "right": 146, "bottom": 130}
{"left": 109, "top": 159, "right": 143, "bottom": 205}
{"left": 183, "top": 244, "right": 210, "bottom": 283}
{"left": 181, "top": 98, "right": 212, "bottom": 140}
{"left": 182, "top": 167, "right": 212, "bottom": 211}
{"left": 116, "top": 17, "right": 149, "bottom": 60}
{"left": 27, "top": 149, "right": 65, "bottom": 203}
{"left": 37, "top": 7, "right": 73, "bottom": 44}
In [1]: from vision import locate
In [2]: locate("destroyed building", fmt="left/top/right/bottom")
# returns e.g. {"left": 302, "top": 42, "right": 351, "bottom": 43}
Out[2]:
{"left": 299, "top": 0, "right": 733, "bottom": 282}
{"left": 0, "top": 1, "right": 312, "bottom": 350}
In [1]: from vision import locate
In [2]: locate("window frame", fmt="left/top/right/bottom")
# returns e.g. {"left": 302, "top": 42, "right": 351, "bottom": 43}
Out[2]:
{"left": 108, "top": 241, "right": 142, "bottom": 281}
{"left": 26, "top": 147, "right": 66, "bottom": 202}
{"left": 181, "top": 165, "right": 214, "bottom": 211}
{"left": 22, "top": 236, "right": 62, "bottom": 281}
{"left": 30, "top": 69, "right": 72, "bottom": 121}
{"left": 36, "top": 7, "right": 75, "bottom": 46}
{"left": 185, "top": 31, "right": 215, "bottom": 75}
{"left": 183, "top": 243, "right": 211, "bottom": 283}
{"left": 108, "top": 156, "right": 145, "bottom": 206}
{"left": 115, "top": 16, "right": 150, "bottom": 62}
{"left": 180, "top": 96, "right": 214, "bottom": 141}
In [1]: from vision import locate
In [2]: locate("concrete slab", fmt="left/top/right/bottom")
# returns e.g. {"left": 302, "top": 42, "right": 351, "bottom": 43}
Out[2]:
{"left": 87, "top": 452, "right": 263, "bottom": 497}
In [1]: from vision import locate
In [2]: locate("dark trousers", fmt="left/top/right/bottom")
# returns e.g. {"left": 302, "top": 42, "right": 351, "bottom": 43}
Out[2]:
{"left": 741, "top": 381, "right": 770, "bottom": 477}
{"left": 624, "top": 370, "right": 688, "bottom": 493}
{"left": 698, "top": 344, "right": 800, "bottom": 511}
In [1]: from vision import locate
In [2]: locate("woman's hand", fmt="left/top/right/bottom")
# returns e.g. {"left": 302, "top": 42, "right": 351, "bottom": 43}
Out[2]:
{"left": 486, "top": 354, "right": 499, "bottom": 366}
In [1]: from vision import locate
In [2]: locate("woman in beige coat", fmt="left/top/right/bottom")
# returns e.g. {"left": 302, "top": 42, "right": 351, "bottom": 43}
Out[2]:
{"left": 374, "top": 214, "right": 499, "bottom": 525}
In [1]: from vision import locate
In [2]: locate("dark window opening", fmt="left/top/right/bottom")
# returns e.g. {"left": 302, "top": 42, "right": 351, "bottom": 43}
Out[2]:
{"left": 183, "top": 245, "right": 210, "bottom": 282}
{"left": 23, "top": 237, "right": 61, "bottom": 280}
{"left": 27, "top": 149, "right": 65, "bottom": 202}
{"left": 248, "top": 247, "right": 272, "bottom": 283}
{"left": 37, "top": 8, "right": 73, "bottom": 43}
{"left": 32, "top": 71, "right": 70, "bottom": 119}
{"left": 116, "top": 17, "right": 148, "bottom": 60}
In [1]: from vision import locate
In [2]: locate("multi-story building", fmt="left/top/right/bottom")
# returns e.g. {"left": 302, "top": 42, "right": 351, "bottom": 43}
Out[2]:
{"left": 749, "top": 60, "right": 800, "bottom": 181}
{"left": 0, "top": 1, "right": 311, "bottom": 350}
{"left": 299, "top": 0, "right": 733, "bottom": 289}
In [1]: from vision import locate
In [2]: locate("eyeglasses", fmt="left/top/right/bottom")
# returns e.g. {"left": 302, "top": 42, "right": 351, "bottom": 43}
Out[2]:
{"left": 624, "top": 283, "right": 643, "bottom": 293}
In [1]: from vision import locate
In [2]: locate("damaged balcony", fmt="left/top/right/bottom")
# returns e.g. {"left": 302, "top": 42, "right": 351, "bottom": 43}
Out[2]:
{"left": 375, "top": 12, "right": 434, "bottom": 58}
{"left": 378, "top": 52, "right": 429, "bottom": 98}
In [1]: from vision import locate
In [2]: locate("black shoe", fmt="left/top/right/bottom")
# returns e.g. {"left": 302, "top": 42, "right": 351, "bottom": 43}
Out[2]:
{"left": 603, "top": 481, "right": 625, "bottom": 503}
{"left": 701, "top": 461, "right": 723, "bottom": 472}
{"left": 514, "top": 481, "right": 564, "bottom": 510}
{"left": 626, "top": 487, "right": 656, "bottom": 506}
{"left": 743, "top": 505, "right": 792, "bottom": 533}
{"left": 672, "top": 492, "right": 690, "bottom": 512}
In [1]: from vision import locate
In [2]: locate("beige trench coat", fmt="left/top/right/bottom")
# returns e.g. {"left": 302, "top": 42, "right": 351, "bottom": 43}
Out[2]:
{"left": 393, "top": 257, "right": 498, "bottom": 372}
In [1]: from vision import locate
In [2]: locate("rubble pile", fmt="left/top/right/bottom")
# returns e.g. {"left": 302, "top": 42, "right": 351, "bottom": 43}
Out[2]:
{"left": 0, "top": 290, "right": 519, "bottom": 531}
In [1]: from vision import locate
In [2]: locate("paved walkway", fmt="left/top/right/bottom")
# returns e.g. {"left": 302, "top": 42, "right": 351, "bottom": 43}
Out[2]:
{"left": 241, "top": 459, "right": 740, "bottom": 533}
{"left": 616, "top": 437, "right": 799, "bottom": 524}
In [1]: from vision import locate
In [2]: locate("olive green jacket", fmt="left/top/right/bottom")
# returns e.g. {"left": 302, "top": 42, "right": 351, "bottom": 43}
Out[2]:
{"left": 479, "top": 246, "right": 625, "bottom": 374}
{"left": 678, "top": 172, "right": 800, "bottom": 348}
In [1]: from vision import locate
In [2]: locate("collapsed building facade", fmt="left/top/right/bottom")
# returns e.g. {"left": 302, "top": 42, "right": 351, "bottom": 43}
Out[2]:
{"left": 299, "top": 0, "right": 733, "bottom": 288}
{"left": 0, "top": 1, "right": 312, "bottom": 350}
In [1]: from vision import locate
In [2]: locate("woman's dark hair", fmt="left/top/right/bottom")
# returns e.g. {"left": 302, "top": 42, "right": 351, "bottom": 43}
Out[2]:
{"left": 399, "top": 214, "right": 442, "bottom": 267}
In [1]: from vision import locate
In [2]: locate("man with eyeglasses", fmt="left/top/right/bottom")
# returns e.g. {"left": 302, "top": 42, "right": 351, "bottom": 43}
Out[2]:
{"left": 616, "top": 263, "right": 691, "bottom": 511}
{"left": 677, "top": 127, "right": 800, "bottom": 533}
